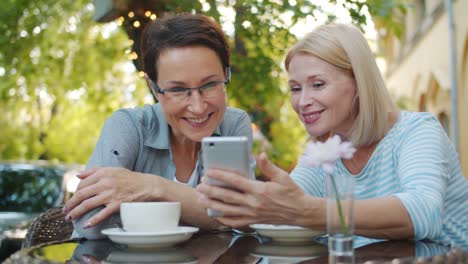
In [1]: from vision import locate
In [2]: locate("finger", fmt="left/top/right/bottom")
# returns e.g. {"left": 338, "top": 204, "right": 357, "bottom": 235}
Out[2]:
{"left": 198, "top": 194, "right": 253, "bottom": 218}
{"left": 66, "top": 191, "right": 111, "bottom": 221}
{"left": 256, "top": 152, "right": 288, "bottom": 182}
{"left": 82, "top": 254, "right": 101, "bottom": 264}
{"left": 204, "top": 169, "right": 261, "bottom": 194}
{"left": 75, "top": 169, "right": 101, "bottom": 191}
{"left": 216, "top": 217, "right": 254, "bottom": 229}
{"left": 77, "top": 167, "right": 100, "bottom": 179}
{"left": 65, "top": 184, "right": 107, "bottom": 218}
{"left": 197, "top": 182, "right": 249, "bottom": 206}
{"left": 83, "top": 202, "right": 120, "bottom": 228}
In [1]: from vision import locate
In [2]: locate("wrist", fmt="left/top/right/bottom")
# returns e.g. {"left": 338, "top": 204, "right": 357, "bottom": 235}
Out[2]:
{"left": 141, "top": 172, "right": 165, "bottom": 201}
{"left": 295, "top": 195, "right": 326, "bottom": 229}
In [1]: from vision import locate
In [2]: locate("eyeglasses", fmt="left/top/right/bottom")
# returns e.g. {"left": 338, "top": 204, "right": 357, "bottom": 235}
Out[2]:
{"left": 152, "top": 67, "right": 231, "bottom": 100}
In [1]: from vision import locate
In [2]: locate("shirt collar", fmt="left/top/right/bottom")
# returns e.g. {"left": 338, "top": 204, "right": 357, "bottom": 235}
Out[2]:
{"left": 144, "top": 104, "right": 221, "bottom": 150}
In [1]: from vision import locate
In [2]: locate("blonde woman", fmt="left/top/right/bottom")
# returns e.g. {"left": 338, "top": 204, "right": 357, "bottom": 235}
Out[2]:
{"left": 198, "top": 23, "right": 467, "bottom": 248}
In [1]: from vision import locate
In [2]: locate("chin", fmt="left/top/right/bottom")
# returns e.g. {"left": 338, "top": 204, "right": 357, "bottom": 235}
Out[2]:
{"left": 306, "top": 128, "right": 328, "bottom": 138}
{"left": 193, "top": 130, "right": 217, "bottom": 142}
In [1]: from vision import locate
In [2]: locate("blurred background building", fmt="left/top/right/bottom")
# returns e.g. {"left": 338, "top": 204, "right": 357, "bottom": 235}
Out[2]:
{"left": 377, "top": 0, "right": 467, "bottom": 176}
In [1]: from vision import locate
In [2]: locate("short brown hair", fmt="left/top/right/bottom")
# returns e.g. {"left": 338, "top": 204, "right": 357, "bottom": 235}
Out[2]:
{"left": 141, "top": 13, "right": 230, "bottom": 82}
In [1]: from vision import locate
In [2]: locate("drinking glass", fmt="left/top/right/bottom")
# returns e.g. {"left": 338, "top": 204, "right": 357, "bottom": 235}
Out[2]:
{"left": 326, "top": 172, "right": 355, "bottom": 263}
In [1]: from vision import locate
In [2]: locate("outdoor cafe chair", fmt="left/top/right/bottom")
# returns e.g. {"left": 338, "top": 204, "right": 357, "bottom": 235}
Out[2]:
{"left": 21, "top": 206, "right": 73, "bottom": 248}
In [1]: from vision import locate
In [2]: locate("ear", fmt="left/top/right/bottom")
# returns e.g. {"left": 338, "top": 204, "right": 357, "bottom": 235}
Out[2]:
{"left": 144, "top": 72, "right": 159, "bottom": 101}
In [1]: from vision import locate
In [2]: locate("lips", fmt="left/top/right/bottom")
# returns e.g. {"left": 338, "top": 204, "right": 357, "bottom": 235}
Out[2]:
{"left": 186, "top": 116, "right": 209, "bottom": 124}
{"left": 184, "top": 113, "right": 213, "bottom": 126}
{"left": 302, "top": 110, "right": 324, "bottom": 124}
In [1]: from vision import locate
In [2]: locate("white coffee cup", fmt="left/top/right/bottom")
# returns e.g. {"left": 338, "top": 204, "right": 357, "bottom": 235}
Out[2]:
{"left": 120, "top": 202, "right": 181, "bottom": 232}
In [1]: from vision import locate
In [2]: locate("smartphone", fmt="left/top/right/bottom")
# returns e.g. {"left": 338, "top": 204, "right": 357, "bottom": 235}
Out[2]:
{"left": 201, "top": 136, "right": 251, "bottom": 217}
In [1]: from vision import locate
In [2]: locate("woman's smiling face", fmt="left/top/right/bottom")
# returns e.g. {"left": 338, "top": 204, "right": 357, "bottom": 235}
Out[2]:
{"left": 288, "top": 52, "right": 358, "bottom": 138}
{"left": 156, "top": 46, "right": 227, "bottom": 142}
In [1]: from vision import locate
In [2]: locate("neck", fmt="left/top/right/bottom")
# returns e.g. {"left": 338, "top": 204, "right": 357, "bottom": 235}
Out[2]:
{"left": 170, "top": 133, "right": 199, "bottom": 158}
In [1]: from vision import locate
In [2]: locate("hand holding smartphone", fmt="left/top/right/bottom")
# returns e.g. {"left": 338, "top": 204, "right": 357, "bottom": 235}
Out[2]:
{"left": 201, "top": 136, "right": 251, "bottom": 217}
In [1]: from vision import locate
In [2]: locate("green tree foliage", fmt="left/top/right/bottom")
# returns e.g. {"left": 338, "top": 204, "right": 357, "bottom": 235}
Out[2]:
{"left": 0, "top": 0, "right": 405, "bottom": 170}
{"left": 0, "top": 0, "right": 148, "bottom": 163}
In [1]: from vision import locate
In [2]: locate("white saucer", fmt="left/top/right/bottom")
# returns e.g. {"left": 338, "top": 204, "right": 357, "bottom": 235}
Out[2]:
{"left": 250, "top": 224, "right": 326, "bottom": 243}
{"left": 101, "top": 226, "right": 199, "bottom": 248}
{"left": 251, "top": 241, "right": 328, "bottom": 263}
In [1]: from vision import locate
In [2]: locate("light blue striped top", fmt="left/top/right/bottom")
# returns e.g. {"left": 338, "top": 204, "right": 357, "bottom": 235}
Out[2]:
{"left": 290, "top": 111, "right": 468, "bottom": 249}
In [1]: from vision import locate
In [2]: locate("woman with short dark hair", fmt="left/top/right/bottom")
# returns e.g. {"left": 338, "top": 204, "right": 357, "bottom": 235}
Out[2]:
{"left": 64, "top": 13, "right": 254, "bottom": 239}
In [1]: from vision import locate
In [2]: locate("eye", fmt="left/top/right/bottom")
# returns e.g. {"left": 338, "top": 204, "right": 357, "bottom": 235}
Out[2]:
{"left": 310, "top": 81, "right": 324, "bottom": 89}
{"left": 201, "top": 82, "right": 219, "bottom": 90}
{"left": 289, "top": 85, "right": 301, "bottom": 93}
{"left": 166, "top": 87, "right": 188, "bottom": 93}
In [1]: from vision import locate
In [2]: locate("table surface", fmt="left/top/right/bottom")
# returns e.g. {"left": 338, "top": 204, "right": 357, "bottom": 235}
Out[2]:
{"left": 5, "top": 231, "right": 467, "bottom": 264}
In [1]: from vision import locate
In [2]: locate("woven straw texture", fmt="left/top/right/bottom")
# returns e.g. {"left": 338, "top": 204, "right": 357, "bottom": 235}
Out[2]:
{"left": 21, "top": 206, "right": 74, "bottom": 249}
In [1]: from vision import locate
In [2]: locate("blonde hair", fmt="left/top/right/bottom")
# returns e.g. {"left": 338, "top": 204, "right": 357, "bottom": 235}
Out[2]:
{"left": 285, "top": 23, "right": 397, "bottom": 146}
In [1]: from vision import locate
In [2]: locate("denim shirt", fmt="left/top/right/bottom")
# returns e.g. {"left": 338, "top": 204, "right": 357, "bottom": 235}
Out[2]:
{"left": 72, "top": 104, "right": 253, "bottom": 239}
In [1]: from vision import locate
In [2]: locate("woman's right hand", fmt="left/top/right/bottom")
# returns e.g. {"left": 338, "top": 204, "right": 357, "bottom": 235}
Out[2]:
{"left": 63, "top": 167, "right": 161, "bottom": 228}
{"left": 197, "top": 153, "right": 320, "bottom": 228}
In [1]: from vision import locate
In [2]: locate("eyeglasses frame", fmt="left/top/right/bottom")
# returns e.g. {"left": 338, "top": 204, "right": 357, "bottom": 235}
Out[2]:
{"left": 151, "top": 67, "right": 231, "bottom": 97}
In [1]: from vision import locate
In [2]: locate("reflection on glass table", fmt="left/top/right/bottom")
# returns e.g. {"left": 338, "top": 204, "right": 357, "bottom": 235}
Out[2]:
{"left": 26, "top": 232, "right": 256, "bottom": 264}
{"left": 7, "top": 231, "right": 467, "bottom": 264}
{"left": 297, "top": 239, "right": 457, "bottom": 264}
{"left": 251, "top": 240, "right": 328, "bottom": 263}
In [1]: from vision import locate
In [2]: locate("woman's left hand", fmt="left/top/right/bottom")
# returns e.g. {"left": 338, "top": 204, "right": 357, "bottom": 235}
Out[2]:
{"left": 197, "top": 153, "right": 313, "bottom": 228}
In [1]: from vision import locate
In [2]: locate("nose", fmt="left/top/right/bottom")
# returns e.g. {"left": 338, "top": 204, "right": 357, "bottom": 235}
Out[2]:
{"left": 298, "top": 89, "right": 314, "bottom": 109}
{"left": 187, "top": 90, "right": 207, "bottom": 114}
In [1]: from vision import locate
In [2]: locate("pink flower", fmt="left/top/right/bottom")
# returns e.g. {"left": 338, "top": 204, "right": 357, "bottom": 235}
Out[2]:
{"left": 298, "top": 135, "right": 356, "bottom": 236}
{"left": 298, "top": 135, "right": 356, "bottom": 174}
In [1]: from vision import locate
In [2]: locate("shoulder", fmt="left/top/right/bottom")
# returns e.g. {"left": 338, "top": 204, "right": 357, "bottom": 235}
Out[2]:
{"left": 388, "top": 111, "right": 444, "bottom": 141}
{"left": 220, "top": 107, "right": 252, "bottom": 128}
{"left": 106, "top": 104, "right": 161, "bottom": 129}
{"left": 224, "top": 107, "right": 250, "bottom": 121}
{"left": 398, "top": 111, "right": 440, "bottom": 129}
{"left": 390, "top": 111, "right": 455, "bottom": 156}
{"left": 216, "top": 107, "right": 252, "bottom": 139}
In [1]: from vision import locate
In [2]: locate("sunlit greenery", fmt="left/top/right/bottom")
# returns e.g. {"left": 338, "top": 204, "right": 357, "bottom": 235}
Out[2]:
{"left": 0, "top": 0, "right": 405, "bottom": 170}
{"left": 0, "top": 0, "right": 148, "bottom": 164}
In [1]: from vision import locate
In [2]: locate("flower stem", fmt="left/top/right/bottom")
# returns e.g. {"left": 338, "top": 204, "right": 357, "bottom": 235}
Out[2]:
{"left": 330, "top": 174, "right": 349, "bottom": 236}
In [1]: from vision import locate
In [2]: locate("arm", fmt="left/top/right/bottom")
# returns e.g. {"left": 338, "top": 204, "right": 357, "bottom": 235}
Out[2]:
{"left": 330, "top": 114, "right": 450, "bottom": 240}
{"left": 68, "top": 110, "right": 141, "bottom": 239}
{"left": 291, "top": 115, "right": 447, "bottom": 239}
{"left": 157, "top": 176, "right": 228, "bottom": 230}
{"left": 69, "top": 108, "right": 238, "bottom": 238}
{"left": 276, "top": 192, "right": 413, "bottom": 239}
{"left": 69, "top": 167, "right": 225, "bottom": 238}
{"left": 353, "top": 197, "right": 413, "bottom": 238}
{"left": 291, "top": 166, "right": 413, "bottom": 238}
{"left": 197, "top": 153, "right": 323, "bottom": 228}
{"left": 390, "top": 114, "right": 450, "bottom": 240}
{"left": 197, "top": 153, "right": 413, "bottom": 239}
